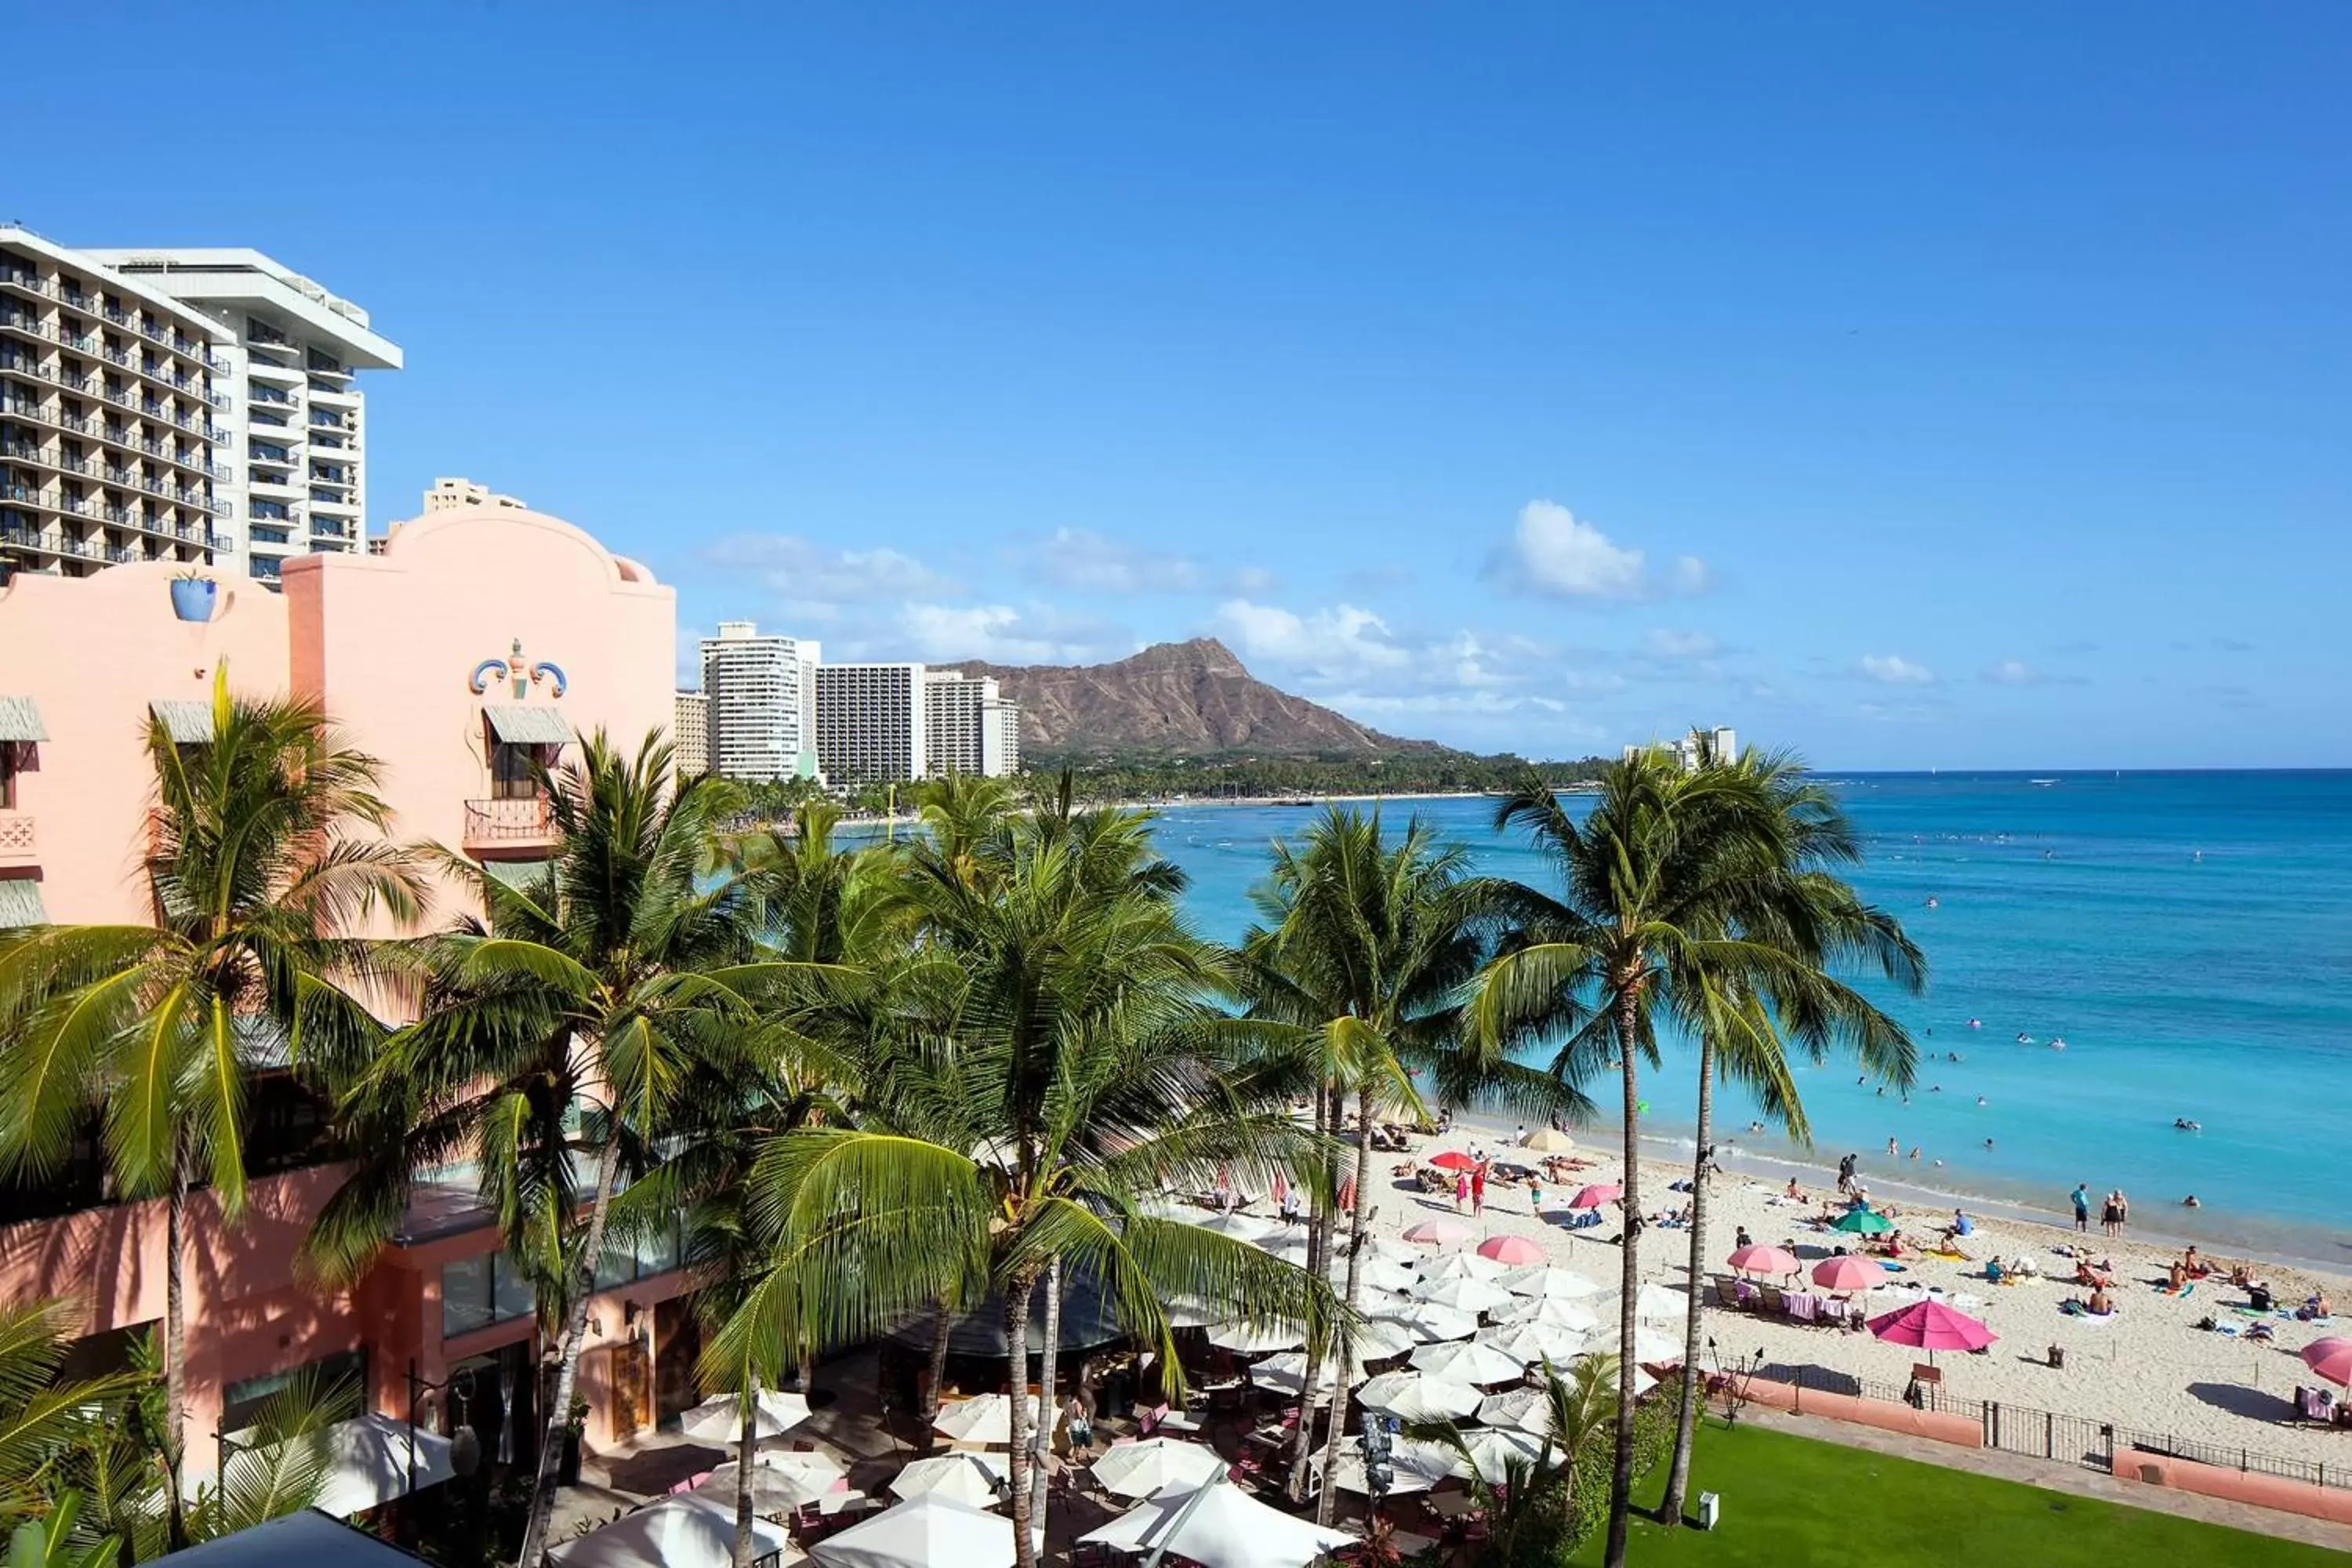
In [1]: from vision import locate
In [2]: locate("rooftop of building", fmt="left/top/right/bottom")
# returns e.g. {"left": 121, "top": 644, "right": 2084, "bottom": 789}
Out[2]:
{"left": 0, "top": 226, "right": 235, "bottom": 341}
{"left": 82, "top": 245, "right": 403, "bottom": 370}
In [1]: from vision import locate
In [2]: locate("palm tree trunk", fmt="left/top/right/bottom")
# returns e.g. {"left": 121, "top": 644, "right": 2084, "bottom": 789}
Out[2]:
{"left": 922, "top": 1299, "right": 954, "bottom": 1425}
{"left": 1284, "top": 1078, "right": 1336, "bottom": 1501}
{"left": 162, "top": 1160, "right": 191, "bottom": 1552}
{"left": 1028, "top": 1258, "right": 1061, "bottom": 1532}
{"left": 1004, "top": 1270, "right": 1040, "bottom": 1568}
{"left": 514, "top": 1131, "right": 623, "bottom": 1568}
{"left": 1603, "top": 985, "right": 1642, "bottom": 1568}
{"left": 1313, "top": 1087, "right": 1377, "bottom": 1527}
{"left": 734, "top": 1371, "right": 757, "bottom": 1568}
{"left": 1659, "top": 1033, "right": 1713, "bottom": 1525}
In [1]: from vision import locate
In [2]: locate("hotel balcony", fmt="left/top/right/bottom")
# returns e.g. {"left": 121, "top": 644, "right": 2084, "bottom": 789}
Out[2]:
{"left": 463, "top": 796, "right": 557, "bottom": 851}
{"left": 0, "top": 811, "right": 33, "bottom": 867}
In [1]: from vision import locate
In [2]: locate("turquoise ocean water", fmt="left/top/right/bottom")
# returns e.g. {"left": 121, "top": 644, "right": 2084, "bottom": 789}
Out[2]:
{"left": 1149, "top": 771, "right": 2352, "bottom": 1265}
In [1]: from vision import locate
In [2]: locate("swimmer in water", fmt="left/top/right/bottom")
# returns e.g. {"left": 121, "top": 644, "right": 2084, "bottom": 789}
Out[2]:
{"left": 1967, "top": 1019, "right": 1982, "bottom": 1030}
{"left": 1925, "top": 897, "right": 1940, "bottom": 909}
{"left": 1984, "top": 1138, "right": 1996, "bottom": 1150}
{"left": 2049, "top": 1037, "right": 2066, "bottom": 1051}
{"left": 1909, "top": 1146, "right": 1922, "bottom": 1160}
{"left": 1976, "top": 1096, "right": 1987, "bottom": 1106}
{"left": 2183, "top": 1194, "right": 2201, "bottom": 1207}
{"left": 2016, "top": 1032, "right": 2033, "bottom": 1044}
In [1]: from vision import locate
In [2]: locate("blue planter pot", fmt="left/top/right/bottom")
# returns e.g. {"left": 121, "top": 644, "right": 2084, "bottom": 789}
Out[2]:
{"left": 170, "top": 578, "right": 217, "bottom": 622}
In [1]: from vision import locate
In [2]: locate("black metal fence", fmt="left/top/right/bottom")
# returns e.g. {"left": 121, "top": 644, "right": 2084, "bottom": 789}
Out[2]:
{"left": 1738, "top": 1362, "right": 2350, "bottom": 1494}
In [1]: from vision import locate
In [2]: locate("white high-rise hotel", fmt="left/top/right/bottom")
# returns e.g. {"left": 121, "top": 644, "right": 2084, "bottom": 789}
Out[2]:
{"left": 700, "top": 622, "right": 820, "bottom": 782}
{"left": 925, "top": 670, "right": 1022, "bottom": 779}
{"left": 88, "top": 247, "right": 401, "bottom": 585}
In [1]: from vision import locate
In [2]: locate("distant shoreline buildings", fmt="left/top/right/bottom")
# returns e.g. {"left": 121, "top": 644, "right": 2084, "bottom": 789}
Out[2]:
{"left": 1625, "top": 725, "right": 1740, "bottom": 771}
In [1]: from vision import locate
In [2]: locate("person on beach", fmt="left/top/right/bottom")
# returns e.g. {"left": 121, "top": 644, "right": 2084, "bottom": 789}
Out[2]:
{"left": 1470, "top": 1163, "right": 1487, "bottom": 1216}
{"left": 2071, "top": 1184, "right": 2091, "bottom": 1232}
{"left": 1886, "top": 1137, "right": 1899, "bottom": 1156}
{"left": 1736, "top": 1225, "right": 1754, "bottom": 1249}
{"left": 2115, "top": 1191, "right": 2130, "bottom": 1234}
{"left": 1454, "top": 1171, "right": 1470, "bottom": 1213}
{"left": 2100, "top": 1192, "right": 2120, "bottom": 1238}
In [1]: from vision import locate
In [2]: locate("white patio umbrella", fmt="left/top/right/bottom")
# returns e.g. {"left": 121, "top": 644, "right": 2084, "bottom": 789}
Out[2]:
{"left": 931, "top": 1392, "right": 1044, "bottom": 1445}
{"left": 1083, "top": 1475, "right": 1356, "bottom": 1568}
{"left": 1207, "top": 1319, "right": 1304, "bottom": 1355}
{"left": 1495, "top": 1264, "right": 1606, "bottom": 1300}
{"left": 1480, "top": 1320, "right": 1587, "bottom": 1366}
{"left": 1585, "top": 1324, "right": 1684, "bottom": 1366}
{"left": 1410, "top": 1276, "right": 1512, "bottom": 1316}
{"left": 1420, "top": 1250, "right": 1506, "bottom": 1284}
{"left": 1372, "top": 1301, "right": 1478, "bottom": 1343}
{"left": 1245, "top": 1350, "right": 1344, "bottom": 1399}
{"left": 1345, "top": 1316, "right": 1418, "bottom": 1361}
{"left": 1364, "top": 1235, "right": 1425, "bottom": 1265}
{"left": 1501, "top": 1295, "right": 1601, "bottom": 1333}
{"left": 703, "top": 1450, "right": 844, "bottom": 1509}
{"left": 1089, "top": 1436, "right": 1225, "bottom": 1499}
{"left": 1635, "top": 1282, "right": 1690, "bottom": 1321}
{"left": 551, "top": 1492, "right": 790, "bottom": 1568}
{"left": 677, "top": 1389, "right": 811, "bottom": 1444}
{"left": 1408, "top": 1338, "right": 1525, "bottom": 1386}
{"left": 811, "top": 1494, "right": 1014, "bottom": 1568}
{"left": 1193, "top": 1210, "right": 1276, "bottom": 1242}
{"left": 1356, "top": 1370, "right": 1481, "bottom": 1422}
{"left": 1322, "top": 1437, "right": 1457, "bottom": 1496}
{"left": 1328, "top": 1255, "right": 1420, "bottom": 1296}
{"left": 1457, "top": 1426, "right": 1551, "bottom": 1485}
{"left": 1476, "top": 1385, "right": 1556, "bottom": 1436}
{"left": 889, "top": 1451, "right": 1007, "bottom": 1508}
{"left": 1254, "top": 1230, "right": 1312, "bottom": 1263}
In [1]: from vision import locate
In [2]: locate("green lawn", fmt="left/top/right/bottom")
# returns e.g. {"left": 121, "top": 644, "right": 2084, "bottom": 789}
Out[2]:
{"left": 1564, "top": 1421, "right": 2345, "bottom": 1566}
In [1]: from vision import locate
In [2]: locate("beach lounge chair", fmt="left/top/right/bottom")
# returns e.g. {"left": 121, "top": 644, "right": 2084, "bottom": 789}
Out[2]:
{"left": 1711, "top": 1278, "right": 1744, "bottom": 1310}
{"left": 1733, "top": 1279, "right": 1760, "bottom": 1310}
{"left": 1760, "top": 1285, "right": 1788, "bottom": 1316}
{"left": 2297, "top": 1386, "right": 2336, "bottom": 1425}
{"left": 1785, "top": 1292, "right": 1817, "bottom": 1325}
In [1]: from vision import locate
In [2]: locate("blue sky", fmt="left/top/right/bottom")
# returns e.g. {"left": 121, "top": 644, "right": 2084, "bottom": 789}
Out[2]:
{"left": 16, "top": 3, "right": 2348, "bottom": 767}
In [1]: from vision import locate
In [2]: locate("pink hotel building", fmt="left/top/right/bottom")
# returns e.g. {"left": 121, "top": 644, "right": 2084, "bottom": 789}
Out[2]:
{"left": 0, "top": 503, "right": 711, "bottom": 1486}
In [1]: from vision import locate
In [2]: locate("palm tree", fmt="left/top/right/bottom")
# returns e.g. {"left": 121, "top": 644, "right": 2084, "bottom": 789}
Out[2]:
{"left": 0, "top": 676, "right": 423, "bottom": 1541}
{"left": 1652, "top": 753, "right": 1922, "bottom": 1524}
{"left": 715, "top": 808, "right": 1337, "bottom": 1568}
{"left": 1407, "top": 1355, "right": 1619, "bottom": 1568}
{"left": 0, "top": 1300, "right": 148, "bottom": 1534}
{"left": 1472, "top": 752, "right": 1918, "bottom": 1568}
{"left": 307, "top": 731, "right": 815, "bottom": 1568}
{"left": 1240, "top": 806, "right": 1578, "bottom": 1521}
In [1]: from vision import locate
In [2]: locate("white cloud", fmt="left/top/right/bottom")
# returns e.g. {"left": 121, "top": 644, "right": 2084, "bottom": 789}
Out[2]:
{"left": 1859, "top": 654, "right": 1936, "bottom": 686}
{"left": 702, "top": 534, "right": 961, "bottom": 602}
{"left": 1486, "top": 500, "right": 1709, "bottom": 603}
{"left": 1646, "top": 629, "right": 1719, "bottom": 659}
{"left": 1214, "top": 599, "right": 1414, "bottom": 676}
{"left": 1983, "top": 659, "right": 2038, "bottom": 685}
{"left": 897, "top": 602, "right": 1113, "bottom": 666}
{"left": 1229, "top": 564, "right": 1279, "bottom": 594}
{"left": 1028, "top": 528, "right": 1203, "bottom": 594}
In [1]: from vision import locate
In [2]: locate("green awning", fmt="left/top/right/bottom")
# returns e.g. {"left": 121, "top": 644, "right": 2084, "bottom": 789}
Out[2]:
{"left": 483, "top": 705, "right": 573, "bottom": 746}
{"left": 0, "top": 697, "right": 45, "bottom": 742}
{"left": 0, "top": 880, "right": 47, "bottom": 928}
{"left": 150, "top": 699, "right": 214, "bottom": 744}
{"left": 478, "top": 859, "right": 553, "bottom": 891}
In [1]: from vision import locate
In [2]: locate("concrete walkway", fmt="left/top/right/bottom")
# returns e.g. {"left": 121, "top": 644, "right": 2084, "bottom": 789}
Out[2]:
{"left": 1738, "top": 1404, "right": 2352, "bottom": 1555}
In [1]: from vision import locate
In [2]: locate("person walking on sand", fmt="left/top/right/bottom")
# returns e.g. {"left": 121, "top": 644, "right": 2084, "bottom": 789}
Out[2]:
{"left": 2100, "top": 1190, "right": 2120, "bottom": 1239}
{"left": 2071, "top": 1183, "right": 2091, "bottom": 1232}
{"left": 1471, "top": 1163, "right": 1487, "bottom": 1217}
{"left": 2114, "top": 1190, "right": 2130, "bottom": 1236}
{"left": 1454, "top": 1170, "right": 1470, "bottom": 1213}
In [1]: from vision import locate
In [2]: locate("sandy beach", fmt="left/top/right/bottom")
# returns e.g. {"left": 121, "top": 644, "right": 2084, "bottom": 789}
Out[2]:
{"left": 1342, "top": 1123, "right": 2352, "bottom": 1468}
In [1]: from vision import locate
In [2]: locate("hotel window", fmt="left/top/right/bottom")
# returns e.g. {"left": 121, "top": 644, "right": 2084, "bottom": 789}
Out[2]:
{"left": 488, "top": 736, "right": 551, "bottom": 800}
{"left": 0, "top": 743, "right": 16, "bottom": 809}
{"left": 441, "top": 1251, "right": 539, "bottom": 1338}
{"left": 222, "top": 1348, "right": 367, "bottom": 1434}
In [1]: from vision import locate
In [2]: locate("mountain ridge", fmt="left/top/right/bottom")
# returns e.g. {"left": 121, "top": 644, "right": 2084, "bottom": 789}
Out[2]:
{"left": 944, "top": 637, "right": 1448, "bottom": 759}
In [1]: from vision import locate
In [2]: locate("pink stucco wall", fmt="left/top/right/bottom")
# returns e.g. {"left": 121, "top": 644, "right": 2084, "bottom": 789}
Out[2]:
{"left": 0, "top": 505, "right": 686, "bottom": 1450}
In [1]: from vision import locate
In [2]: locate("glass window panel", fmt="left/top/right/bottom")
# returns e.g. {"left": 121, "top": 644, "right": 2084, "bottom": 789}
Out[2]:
{"left": 441, "top": 1254, "right": 493, "bottom": 1338}
{"left": 492, "top": 1254, "right": 537, "bottom": 1325}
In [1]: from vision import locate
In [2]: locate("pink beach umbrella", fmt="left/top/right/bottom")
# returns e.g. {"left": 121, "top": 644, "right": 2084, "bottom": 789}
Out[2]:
{"left": 1726, "top": 1244, "right": 1801, "bottom": 1279}
{"left": 1566, "top": 1184, "right": 1622, "bottom": 1210}
{"left": 1402, "top": 1218, "right": 1470, "bottom": 1247}
{"left": 1868, "top": 1299, "right": 1997, "bottom": 1367}
{"left": 1811, "top": 1255, "right": 1884, "bottom": 1295}
{"left": 2300, "top": 1338, "right": 2352, "bottom": 1388}
{"left": 1429, "top": 1150, "right": 1479, "bottom": 1173}
{"left": 1476, "top": 1235, "right": 1545, "bottom": 1267}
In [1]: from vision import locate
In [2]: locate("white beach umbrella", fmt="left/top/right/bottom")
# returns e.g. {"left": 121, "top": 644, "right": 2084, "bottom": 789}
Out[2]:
{"left": 1371, "top": 1301, "right": 1478, "bottom": 1343}
{"left": 1421, "top": 1250, "right": 1507, "bottom": 1284}
{"left": 1634, "top": 1282, "right": 1691, "bottom": 1322}
{"left": 552, "top": 1492, "right": 789, "bottom": 1568}
{"left": 1323, "top": 1437, "right": 1457, "bottom": 1496}
{"left": 1457, "top": 1425, "right": 1552, "bottom": 1484}
{"left": 1207, "top": 1319, "right": 1305, "bottom": 1355}
{"left": 1164, "top": 1294, "right": 1221, "bottom": 1329}
{"left": 811, "top": 1494, "right": 1014, "bottom": 1568}
{"left": 1411, "top": 1275, "right": 1512, "bottom": 1316}
{"left": 1585, "top": 1324, "right": 1684, "bottom": 1366}
{"left": 1501, "top": 1295, "right": 1601, "bottom": 1333}
{"left": 931, "top": 1392, "right": 1044, "bottom": 1446}
{"left": 677, "top": 1389, "right": 811, "bottom": 1444}
{"left": 889, "top": 1451, "right": 1008, "bottom": 1508}
{"left": 1254, "top": 1229, "right": 1312, "bottom": 1263}
{"left": 1329, "top": 1255, "right": 1420, "bottom": 1297}
{"left": 1479, "top": 1320, "right": 1587, "bottom": 1367}
{"left": 1495, "top": 1265, "right": 1606, "bottom": 1301}
{"left": 1364, "top": 1235, "right": 1425, "bottom": 1265}
{"left": 700, "top": 1454, "right": 841, "bottom": 1512}
{"left": 1477, "top": 1386, "right": 1555, "bottom": 1436}
{"left": 1345, "top": 1316, "right": 1417, "bottom": 1362}
{"left": 1193, "top": 1210, "right": 1276, "bottom": 1242}
{"left": 1356, "top": 1370, "right": 1481, "bottom": 1422}
{"left": 1408, "top": 1338, "right": 1525, "bottom": 1385}
{"left": 1083, "top": 1476, "right": 1356, "bottom": 1568}
{"left": 1246, "top": 1350, "right": 1339, "bottom": 1399}
{"left": 1090, "top": 1436, "right": 1225, "bottom": 1498}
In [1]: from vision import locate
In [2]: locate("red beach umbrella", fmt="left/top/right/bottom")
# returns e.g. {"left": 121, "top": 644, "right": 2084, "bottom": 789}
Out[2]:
{"left": 1868, "top": 1299, "right": 1996, "bottom": 1367}
{"left": 1566, "top": 1184, "right": 1622, "bottom": 1210}
{"left": 1430, "top": 1151, "right": 1479, "bottom": 1173}
{"left": 1475, "top": 1235, "right": 1544, "bottom": 1266}
{"left": 1727, "top": 1244, "right": 1802, "bottom": 1279}
{"left": 2301, "top": 1337, "right": 2352, "bottom": 1388}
